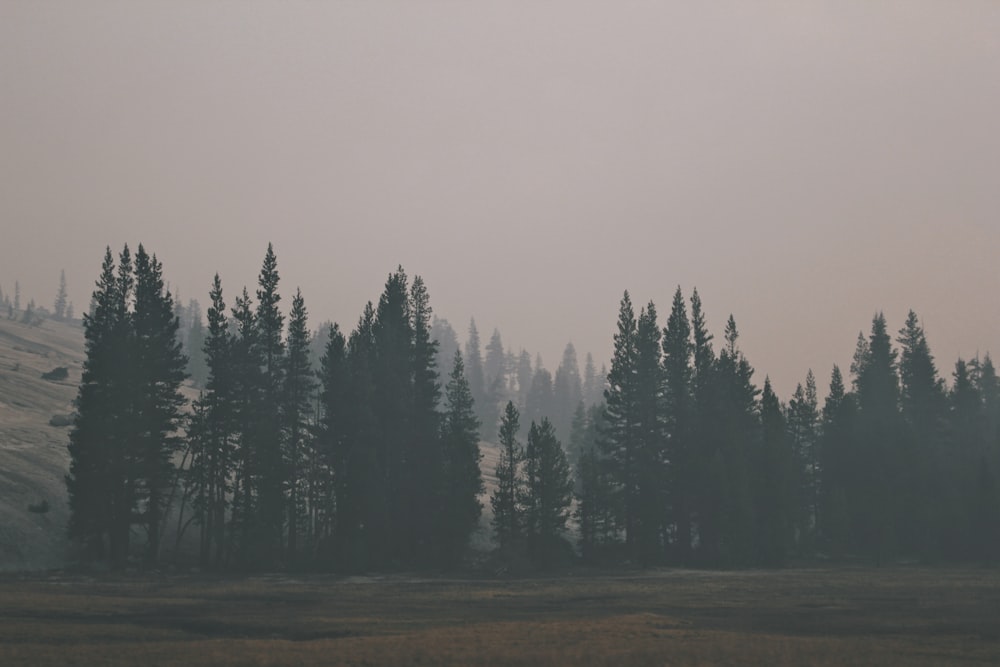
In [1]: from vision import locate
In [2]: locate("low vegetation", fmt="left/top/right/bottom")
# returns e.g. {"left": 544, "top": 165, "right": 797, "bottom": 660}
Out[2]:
{"left": 1, "top": 567, "right": 999, "bottom": 666}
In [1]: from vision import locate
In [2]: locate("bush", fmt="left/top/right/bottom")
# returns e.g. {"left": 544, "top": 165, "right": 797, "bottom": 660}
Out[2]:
{"left": 49, "top": 413, "right": 75, "bottom": 427}
{"left": 41, "top": 366, "right": 69, "bottom": 381}
{"left": 28, "top": 500, "right": 49, "bottom": 514}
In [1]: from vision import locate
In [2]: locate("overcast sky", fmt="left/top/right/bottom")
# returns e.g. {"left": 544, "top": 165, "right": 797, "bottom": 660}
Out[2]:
{"left": 2, "top": 1, "right": 998, "bottom": 397}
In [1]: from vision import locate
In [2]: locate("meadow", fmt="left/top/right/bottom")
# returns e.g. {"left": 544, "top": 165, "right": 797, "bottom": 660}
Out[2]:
{"left": 1, "top": 566, "right": 999, "bottom": 666}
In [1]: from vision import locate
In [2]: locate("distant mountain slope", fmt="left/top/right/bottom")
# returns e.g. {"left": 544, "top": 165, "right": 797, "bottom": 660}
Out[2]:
{"left": 0, "top": 317, "right": 84, "bottom": 571}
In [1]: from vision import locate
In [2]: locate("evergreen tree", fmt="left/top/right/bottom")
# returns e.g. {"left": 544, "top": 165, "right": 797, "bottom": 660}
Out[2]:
{"left": 54, "top": 269, "right": 68, "bottom": 320}
{"left": 228, "top": 286, "right": 263, "bottom": 566}
{"left": 283, "top": 288, "right": 314, "bottom": 565}
{"left": 787, "top": 370, "right": 820, "bottom": 549}
{"left": 67, "top": 249, "right": 125, "bottom": 562}
{"left": 438, "top": 351, "right": 483, "bottom": 564}
{"left": 186, "top": 303, "right": 208, "bottom": 387}
{"left": 600, "top": 291, "right": 641, "bottom": 558}
{"left": 662, "top": 287, "right": 693, "bottom": 563}
{"left": 316, "top": 322, "right": 348, "bottom": 563}
{"left": 407, "top": 275, "right": 443, "bottom": 564}
{"left": 633, "top": 301, "right": 664, "bottom": 564}
{"left": 189, "top": 274, "right": 236, "bottom": 567}
{"left": 67, "top": 245, "right": 187, "bottom": 568}
{"left": 372, "top": 268, "right": 413, "bottom": 564}
{"left": 430, "top": 316, "right": 459, "bottom": 382}
{"left": 253, "top": 244, "right": 286, "bottom": 567}
{"left": 131, "top": 245, "right": 188, "bottom": 564}
{"left": 552, "top": 343, "right": 583, "bottom": 441}
{"left": 465, "top": 318, "right": 487, "bottom": 426}
{"left": 854, "top": 312, "right": 901, "bottom": 565}
{"left": 516, "top": 349, "right": 533, "bottom": 410}
{"left": 754, "top": 377, "right": 795, "bottom": 565}
{"left": 523, "top": 418, "right": 574, "bottom": 564}
{"left": 491, "top": 401, "right": 524, "bottom": 553}
{"left": 525, "top": 367, "right": 554, "bottom": 429}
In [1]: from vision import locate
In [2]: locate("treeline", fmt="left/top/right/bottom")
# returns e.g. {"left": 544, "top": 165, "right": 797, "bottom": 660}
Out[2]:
{"left": 65, "top": 245, "right": 1000, "bottom": 571}
{"left": 566, "top": 290, "right": 1000, "bottom": 567}
{"left": 0, "top": 270, "right": 75, "bottom": 325}
{"left": 68, "top": 244, "right": 488, "bottom": 570}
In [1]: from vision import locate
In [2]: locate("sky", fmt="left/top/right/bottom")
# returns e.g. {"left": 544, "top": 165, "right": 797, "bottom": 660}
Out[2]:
{"left": 2, "top": 1, "right": 998, "bottom": 398}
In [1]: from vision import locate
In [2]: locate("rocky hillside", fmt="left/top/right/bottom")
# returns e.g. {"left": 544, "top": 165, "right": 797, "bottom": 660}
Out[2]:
{"left": 0, "top": 316, "right": 83, "bottom": 571}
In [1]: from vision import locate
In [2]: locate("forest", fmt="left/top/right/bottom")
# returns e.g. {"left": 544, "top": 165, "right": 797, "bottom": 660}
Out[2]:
{"left": 63, "top": 243, "right": 1000, "bottom": 571}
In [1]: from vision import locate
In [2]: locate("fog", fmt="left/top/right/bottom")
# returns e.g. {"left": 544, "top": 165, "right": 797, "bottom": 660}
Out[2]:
{"left": 2, "top": 1, "right": 998, "bottom": 395}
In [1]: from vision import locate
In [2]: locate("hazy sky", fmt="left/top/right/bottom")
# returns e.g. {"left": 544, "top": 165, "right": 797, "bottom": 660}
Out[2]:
{"left": 2, "top": 1, "right": 998, "bottom": 397}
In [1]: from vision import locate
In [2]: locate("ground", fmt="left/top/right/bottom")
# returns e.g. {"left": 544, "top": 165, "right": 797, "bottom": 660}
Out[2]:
{"left": 1, "top": 566, "right": 999, "bottom": 666}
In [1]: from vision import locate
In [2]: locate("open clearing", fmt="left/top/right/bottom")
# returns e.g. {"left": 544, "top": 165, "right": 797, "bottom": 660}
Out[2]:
{"left": 1, "top": 567, "right": 999, "bottom": 665}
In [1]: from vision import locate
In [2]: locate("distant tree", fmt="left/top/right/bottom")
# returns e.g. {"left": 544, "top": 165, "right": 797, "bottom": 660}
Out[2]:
{"left": 516, "top": 349, "right": 533, "bottom": 410}
{"left": 22, "top": 299, "right": 37, "bottom": 325}
{"left": 437, "top": 351, "right": 483, "bottom": 564}
{"left": 523, "top": 418, "right": 573, "bottom": 565}
{"left": 430, "top": 316, "right": 459, "bottom": 381}
{"left": 465, "top": 318, "right": 487, "bottom": 426}
{"left": 491, "top": 401, "right": 524, "bottom": 553}
{"left": 481, "top": 328, "right": 506, "bottom": 440}
{"left": 66, "top": 302, "right": 74, "bottom": 322}
{"left": 525, "top": 367, "right": 554, "bottom": 429}
{"left": 54, "top": 269, "right": 68, "bottom": 320}
{"left": 14, "top": 280, "right": 20, "bottom": 315}
{"left": 186, "top": 302, "right": 208, "bottom": 387}
{"left": 552, "top": 343, "right": 583, "bottom": 441}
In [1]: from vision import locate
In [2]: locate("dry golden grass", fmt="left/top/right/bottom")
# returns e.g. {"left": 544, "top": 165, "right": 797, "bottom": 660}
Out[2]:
{"left": 1, "top": 567, "right": 999, "bottom": 665}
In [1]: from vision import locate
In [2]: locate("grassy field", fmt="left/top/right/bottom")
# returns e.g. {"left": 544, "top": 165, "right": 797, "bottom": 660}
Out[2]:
{"left": 1, "top": 567, "right": 999, "bottom": 666}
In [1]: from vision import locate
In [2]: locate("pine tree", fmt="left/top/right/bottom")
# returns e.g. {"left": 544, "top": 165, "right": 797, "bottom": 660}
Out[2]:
{"left": 283, "top": 288, "right": 314, "bottom": 565}
{"left": 67, "top": 245, "right": 187, "bottom": 568}
{"left": 131, "top": 245, "right": 188, "bottom": 564}
{"left": 662, "top": 287, "right": 694, "bottom": 563}
{"left": 465, "top": 318, "right": 487, "bottom": 427}
{"left": 430, "top": 316, "right": 459, "bottom": 383}
{"left": 491, "top": 401, "right": 523, "bottom": 553}
{"left": 523, "top": 418, "right": 573, "bottom": 565}
{"left": 854, "top": 312, "right": 901, "bottom": 565}
{"left": 54, "top": 269, "right": 68, "bottom": 320}
{"left": 787, "top": 370, "right": 820, "bottom": 549}
{"left": 601, "top": 291, "right": 640, "bottom": 558}
{"left": 186, "top": 300, "right": 208, "bottom": 387}
{"left": 755, "top": 377, "right": 795, "bottom": 566}
{"left": 229, "top": 286, "right": 263, "bottom": 566}
{"left": 633, "top": 301, "right": 664, "bottom": 564}
{"left": 574, "top": 404, "right": 616, "bottom": 561}
{"left": 372, "top": 267, "right": 413, "bottom": 563}
{"left": 67, "top": 248, "right": 123, "bottom": 562}
{"left": 552, "top": 343, "right": 583, "bottom": 442}
{"left": 407, "top": 275, "right": 442, "bottom": 564}
{"left": 316, "top": 322, "right": 348, "bottom": 563}
{"left": 438, "top": 351, "right": 483, "bottom": 565}
{"left": 189, "top": 274, "right": 236, "bottom": 567}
